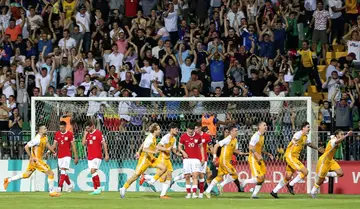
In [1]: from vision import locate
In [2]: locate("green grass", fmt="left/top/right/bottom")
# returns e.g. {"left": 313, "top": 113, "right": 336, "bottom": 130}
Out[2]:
{"left": 0, "top": 192, "right": 359, "bottom": 209}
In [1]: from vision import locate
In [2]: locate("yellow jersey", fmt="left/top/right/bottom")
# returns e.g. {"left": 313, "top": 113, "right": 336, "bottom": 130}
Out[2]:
{"left": 218, "top": 135, "right": 238, "bottom": 163}
{"left": 27, "top": 134, "right": 48, "bottom": 160}
{"left": 158, "top": 133, "right": 176, "bottom": 161}
{"left": 249, "top": 131, "right": 264, "bottom": 161}
{"left": 297, "top": 49, "right": 315, "bottom": 68}
{"left": 285, "top": 131, "right": 310, "bottom": 159}
{"left": 62, "top": 0, "right": 76, "bottom": 20}
{"left": 140, "top": 133, "right": 157, "bottom": 161}
{"left": 319, "top": 136, "right": 339, "bottom": 163}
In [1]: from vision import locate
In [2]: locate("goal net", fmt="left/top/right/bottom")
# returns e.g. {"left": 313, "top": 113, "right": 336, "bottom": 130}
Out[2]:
{"left": 30, "top": 97, "right": 318, "bottom": 193}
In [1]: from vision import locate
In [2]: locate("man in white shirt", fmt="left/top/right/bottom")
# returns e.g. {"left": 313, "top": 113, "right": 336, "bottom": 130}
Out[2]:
{"left": 150, "top": 62, "right": 164, "bottom": 96}
{"left": 106, "top": 44, "right": 124, "bottom": 73}
{"left": 152, "top": 39, "right": 164, "bottom": 59}
{"left": 89, "top": 63, "right": 106, "bottom": 89}
{"left": 323, "top": 71, "right": 344, "bottom": 101}
{"left": 136, "top": 60, "right": 152, "bottom": 97}
{"left": 27, "top": 6, "right": 43, "bottom": 31}
{"left": 163, "top": 3, "right": 178, "bottom": 47}
{"left": 226, "top": 3, "right": 245, "bottom": 28}
{"left": 0, "top": 72, "right": 15, "bottom": 98}
{"left": 328, "top": 0, "right": 345, "bottom": 43}
{"left": 264, "top": 84, "right": 287, "bottom": 115}
{"left": 58, "top": 29, "right": 77, "bottom": 50}
{"left": 75, "top": 5, "right": 91, "bottom": 52}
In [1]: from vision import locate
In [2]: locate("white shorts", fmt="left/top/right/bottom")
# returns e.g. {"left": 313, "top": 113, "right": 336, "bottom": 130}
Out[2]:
{"left": 183, "top": 158, "right": 201, "bottom": 174}
{"left": 200, "top": 161, "right": 208, "bottom": 174}
{"left": 58, "top": 157, "right": 71, "bottom": 170}
{"left": 88, "top": 158, "right": 102, "bottom": 170}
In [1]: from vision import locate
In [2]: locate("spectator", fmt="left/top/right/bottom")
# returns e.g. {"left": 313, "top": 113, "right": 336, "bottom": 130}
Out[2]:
{"left": 186, "top": 71, "right": 203, "bottom": 96}
{"left": 179, "top": 44, "right": 197, "bottom": 85}
{"left": 319, "top": 101, "right": 332, "bottom": 130}
{"left": 8, "top": 107, "right": 23, "bottom": 158}
{"left": 332, "top": 89, "right": 355, "bottom": 131}
{"left": 0, "top": 94, "right": 9, "bottom": 131}
{"left": 310, "top": 1, "right": 331, "bottom": 59}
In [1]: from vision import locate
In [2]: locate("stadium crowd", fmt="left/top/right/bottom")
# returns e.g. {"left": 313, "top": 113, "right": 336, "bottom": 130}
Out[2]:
{"left": 0, "top": 0, "right": 359, "bottom": 160}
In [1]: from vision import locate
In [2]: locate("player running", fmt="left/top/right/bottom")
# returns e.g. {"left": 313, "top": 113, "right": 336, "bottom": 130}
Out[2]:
{"left": 82, "top": 121, "right": 109, "bottom": 195}
{"left": 241, "top": 121, "right": 273, "bottom": 198}
{"left": 203, "top": 126, "right": 241, "bottom": 198}
{"left": 310, "top": 130, "right": 352, "bottom": 198}
{"left": 52, "top": 121, "right": 79, "bottom": 193}
{"left": 3, "top": 125, "right": 61, "bottom": 197}
{"left": 120, "top": 123, "right": 167, "bottom": 198}
{"left": 139, "top": 122, "right": 182, "bottom": 198}
{"left": 178, "top": 124, "right": 205, "bottom": 199}
{"left": 271, "top": 122, "right": 323, "bottom": 198}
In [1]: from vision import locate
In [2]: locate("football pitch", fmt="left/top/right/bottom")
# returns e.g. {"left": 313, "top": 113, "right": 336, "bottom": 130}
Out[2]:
{"left": 0, "top": 192, "right": 359, "bottom": 209}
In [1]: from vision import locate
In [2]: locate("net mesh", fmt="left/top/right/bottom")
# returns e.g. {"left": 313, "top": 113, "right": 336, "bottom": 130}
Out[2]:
{"left": 31, "top": 98, "right": 317, "bottom": 193}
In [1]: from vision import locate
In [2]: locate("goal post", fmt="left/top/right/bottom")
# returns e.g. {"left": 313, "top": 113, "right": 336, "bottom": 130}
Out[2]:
{"left": 30, "top": 96, "right": 317, "bottom": 193}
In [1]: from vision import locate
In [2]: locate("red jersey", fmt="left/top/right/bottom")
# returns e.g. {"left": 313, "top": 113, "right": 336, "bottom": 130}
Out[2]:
{"left": 200, "top": 132, "right": 212, "bottom": 162}
{"left": 54, "top": 131, "right": 74, "bottom": 158}
{"left": 180, "top": 133, "right": 202, "bottom": 160}
{"left": 86, "top": 129, "right": 104, "bottom": 160}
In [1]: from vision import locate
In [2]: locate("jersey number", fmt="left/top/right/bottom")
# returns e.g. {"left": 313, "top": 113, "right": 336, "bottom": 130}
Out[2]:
{"left": 60, "top": 140, "right": 64, "bottom": 145}
{"left": 188, "top": 143, "right": 195, "bottom": 147}
{"left": 89, "top": 140, "right": 93, "bottom": 145}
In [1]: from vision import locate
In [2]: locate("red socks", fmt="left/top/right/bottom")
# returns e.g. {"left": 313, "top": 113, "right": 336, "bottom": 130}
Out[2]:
{"left": 92, "top": 174, "right": 100, "bottom": 189}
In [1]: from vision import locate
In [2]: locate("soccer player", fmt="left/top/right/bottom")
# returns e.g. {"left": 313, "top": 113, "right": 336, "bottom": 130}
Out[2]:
{"left": 197, "top": 126, "right": 212, "bottom": 198}
{"left": 82, "top": 121, "right": 109, "bottom": 195}
{"left": 203, "top": 126, "right": 241, "bottom": 198}
{"left": 139, "top": 122, "right": 182, "bottom": 198}
{"left": 52, "top": 121, "right": 79, "bottom": 193}
{"left": 3, "top": 125, "right": 61, "bottom": 197}
{"left": 119, "top": 123, "right": 167, "bottom": 198}
{"left": 271, "top": 122, "right": 323, "bottom": 198}
{"left": 240, "top": 121, "right": 273, "bottom": 198}
{"left": 178, "top": 124, "right": 205, "bottom": 199}
{"left": 310, "top": 130, "right": 352, "bottom": 198}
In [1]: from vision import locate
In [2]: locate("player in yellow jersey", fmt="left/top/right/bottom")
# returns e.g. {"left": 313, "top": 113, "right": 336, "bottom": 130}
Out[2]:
{"left": 119, "top": 123, "right": 167, "bottom": 198}
{"left": 203, "top": 126, "right": 242, "bottom": 198}
{"left": 271, "top": 122, "right": 324, "bottom": 198}
{"left": 3, "top": 125, "right": 60, "bottom": 197}
{"left": 310, "top": 130, "right": 352, "bottom": 198}
{"left": 139, "top": 122, "right": 182, "bottom": 198}
{"left": 241, "top": 121, "right": 273, "bottom": 198}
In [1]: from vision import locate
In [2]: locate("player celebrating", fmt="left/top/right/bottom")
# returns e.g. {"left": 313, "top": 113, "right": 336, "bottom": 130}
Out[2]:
{"left": 82, "top": 121, "right": 109, "bottom": 195}
{"left": 139, "top": 122, "right": 181, "bottom": 198}
{"left": 241, "top": 121, "right": 273, "bottom": 198}
{"left": 178, "top": 124, "right": 205, "bottom": 199}
{"left": 203, "top": 126, "right": 241, "bottom": 198}
{"left": 271, "top": 122, "right": 323, "bottom": 198}
{"left": 52, "top": 121, "right": 79, "bottom": 193}
{"left": 120, "top": 123, "right": 167, "bottom": 198}
{"left": 310, "top": 130, "right": 352, "bottom": 198}
{"left": 3, "top": 125, "right": 60, "bottom": 197}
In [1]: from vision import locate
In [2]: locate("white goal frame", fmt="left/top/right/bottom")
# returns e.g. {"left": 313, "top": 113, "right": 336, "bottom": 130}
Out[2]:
{"left": 31, "top": 96, "right": 314, "bottom": 193}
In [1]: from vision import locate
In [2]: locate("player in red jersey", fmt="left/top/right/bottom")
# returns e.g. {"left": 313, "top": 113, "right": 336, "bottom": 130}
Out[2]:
{"left": 82, "top": 121, "right": 109, "bottom": 195}
{"left": 52, "top": 121, "right": 78, "bottom": 193}
{"left": 196, "top": 125, "right": 212, "bottom": 198}
{"left": 178, "top": 124, "right": 205, "bottom": 199}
